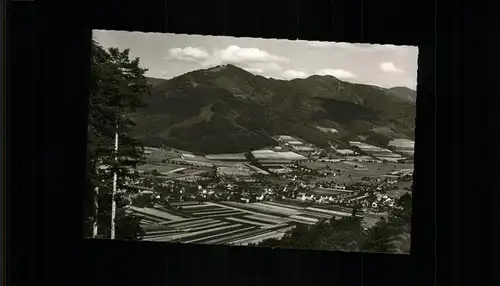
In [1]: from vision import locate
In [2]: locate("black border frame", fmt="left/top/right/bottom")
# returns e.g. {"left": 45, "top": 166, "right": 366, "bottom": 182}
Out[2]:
{"left": 7, "top": 0, "right": 465, "bottom": 285}
{"left": 7, "top": 1, "right": 41, "bottom": 286}
{"left": 1, "top": 0, "right": 6, "bottom": 285}
{"left": 84, "top": 1, "right": 436, "bottom": 284}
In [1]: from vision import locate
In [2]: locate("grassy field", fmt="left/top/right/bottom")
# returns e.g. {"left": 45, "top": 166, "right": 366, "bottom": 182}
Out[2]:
{"left": 310, "top": 188, "right": 348, "bottom": 196}
{"left": 304, "top": 161, "right": 413, "bottom": 184}
{"left": 144, "top": 148, "right": 181, "bottom": 163}
{"left": 137, "top": 163, "right": 185, "bottom": 173}
{"left": 299, "top": 161, "right": 330, "bottom": 170}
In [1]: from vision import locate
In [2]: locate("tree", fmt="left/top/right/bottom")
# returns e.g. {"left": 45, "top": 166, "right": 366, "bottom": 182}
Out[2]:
{"left": 95, "top": 192, "right": 144, "bottom": 240}
{"left": 256, "top": 194, "right": 413, "bottom": 254}
{"left": 84, "top": 40, "right": 152, "bottom": 239}
{"left": 362, "top": 194, "right": 412, "bottom": 253}
{"left": 115, "top": 214, "right": 146, "bottom": 240}
{"left": 133, "top": 193, "right": 153, "bottom": 208}
{"left": 360, "top": 218, "right": 394, "bottom": 253}
{"left": 258, "top": 213, "right": 364, "bottom": 252}
{"left": 351, "top": 205, "right": 362, "bottom": 218}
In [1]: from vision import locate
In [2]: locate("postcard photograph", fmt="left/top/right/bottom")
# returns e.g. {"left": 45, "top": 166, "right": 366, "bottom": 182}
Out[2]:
{"left": 85, "top": 30, "right": 417, "bottom": 254}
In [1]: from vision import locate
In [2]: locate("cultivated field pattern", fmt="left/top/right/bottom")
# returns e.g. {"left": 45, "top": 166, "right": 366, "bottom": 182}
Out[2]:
{"left": 129, "top": 200, "right": 374, "bottom": 245}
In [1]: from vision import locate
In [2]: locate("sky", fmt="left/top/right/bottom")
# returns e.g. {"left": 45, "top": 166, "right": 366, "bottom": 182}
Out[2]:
{"left": 93, "top": 30, "right": 419, "bottom": 90}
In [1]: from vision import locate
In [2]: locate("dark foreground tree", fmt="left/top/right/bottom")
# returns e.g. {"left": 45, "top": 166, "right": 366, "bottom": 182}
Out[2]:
{"left": 256, "top": 194, "right": 412, "bottom": 254}
{"left": 94, "top": 192, "right": 145, "bottom": 240}
{"left": 84, "top": 40, "right": 151, "bottom": 239}
{"left": 362, "top": 193, "right": 412, "bottom": 253}
{"left": 257, "top": 215, "right": 364, "bottom": 252}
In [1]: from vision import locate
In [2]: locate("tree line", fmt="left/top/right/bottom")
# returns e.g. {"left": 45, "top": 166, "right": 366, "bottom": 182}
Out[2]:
{"left": 84, "top": 40, "right": 151, "bottom": 240}
{"left": 253, "top": 193, "right": 412, "bottom": 254}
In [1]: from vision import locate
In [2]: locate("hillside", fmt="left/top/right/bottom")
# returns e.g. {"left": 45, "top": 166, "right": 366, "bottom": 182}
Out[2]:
{"left": 129, "top": 64, "right": 416, "bottom": 154}
{"left": 146, "top": 77, "right": 168, "bottom": 87}
{"left": 387, "top": 86, "right": 417, "bottom": 103}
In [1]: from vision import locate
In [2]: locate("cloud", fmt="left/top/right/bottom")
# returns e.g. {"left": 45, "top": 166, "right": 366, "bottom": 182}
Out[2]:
{"left": 166, "top": 46, "right": 210, "bottom": 62}
{"left": 213, "top": 45, "right": 289, "bottom": 65}
{"left": 244, "top": 67, "right": 264, "bottom": 74}
{"left": 379, "top": 62, "right": 405, "bottom": 73}
{"left": 166, "top": 45, "right": 289, "bottom": 71}
{"left": 315, "top": 69, "right": 358, "bottom": 79}
{"left": 282, "top": 69, "right": 309, "bottom": 79}
{"left": 279, "top": 68, "right": 357, "bottom": 80}
{"left": 160, "top": 71, "right": 169, "bottom": 77}
{"left": 246, "top": 62, "right": 283, "bottom": 72}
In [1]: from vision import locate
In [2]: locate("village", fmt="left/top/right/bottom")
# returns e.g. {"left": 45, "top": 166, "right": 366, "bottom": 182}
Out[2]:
{"left": 121, "top": 134, "right": 414, "bottom": 246}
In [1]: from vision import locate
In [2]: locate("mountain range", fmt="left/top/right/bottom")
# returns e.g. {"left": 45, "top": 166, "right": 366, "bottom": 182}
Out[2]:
{"left": 386, "top": 86, "right": 417, "bottom": 103}
{"left": 129, "top": 64, "right": 416, "bottom": 154}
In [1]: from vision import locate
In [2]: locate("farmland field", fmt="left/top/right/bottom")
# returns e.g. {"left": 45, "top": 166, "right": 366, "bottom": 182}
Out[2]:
{"left": 299, "top": 161, "right": 330, "bottom": 170}
{"left": 143, "top": 148, "right": 181, "bottom": 163}
{"left": 306, "top": 161, "right": 413, "bottom": 184}
{"left": 127, "top": 206, "right": 186, "bottom": 221}
{"left": 137, "top": 163, "right": 185, "bottom": 174}
{"left": 127, "top": 200, "right": 381, "bottom": 245}
{"left": 276, "top": 199, "right": 354, "bottom": 213}
{"left": 310, "top": 188, "right": 349, "bottom": 196}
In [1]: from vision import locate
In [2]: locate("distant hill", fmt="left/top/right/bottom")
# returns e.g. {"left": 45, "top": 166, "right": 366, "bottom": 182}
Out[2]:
{"left": 129, "top": 64, "right": 416, "bottom": 154}
{"left": 387, "top": 86, "right": 417, "bottom": 103}
{"left": 146, "top": 77, "right": 167, "bottom": 87}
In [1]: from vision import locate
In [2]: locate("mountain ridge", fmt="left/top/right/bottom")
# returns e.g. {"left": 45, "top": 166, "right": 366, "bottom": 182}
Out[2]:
{"left": 386, "top": 86, "right": 417, "bottom": 103}
{"left": 136, "top": 65, "right": 415, "bottom": 154}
